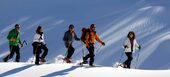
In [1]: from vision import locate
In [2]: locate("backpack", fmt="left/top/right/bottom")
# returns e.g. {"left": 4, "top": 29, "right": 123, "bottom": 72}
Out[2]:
{"left": 81, "top": 27, "right": 94, "bottom": 43}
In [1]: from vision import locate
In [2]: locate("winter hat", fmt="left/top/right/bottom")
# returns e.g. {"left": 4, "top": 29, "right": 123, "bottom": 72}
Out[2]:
{"left": 15, "top": 24, "right": 20, "bottom": 28}
{"left": 90, "top": 24, "right": 96, "bottom": 28}
{"left": 82, "top": 27, "right": 86, "bottom": 33}
{"left": 69, "top": 24, "right": 74, "bottom": 29}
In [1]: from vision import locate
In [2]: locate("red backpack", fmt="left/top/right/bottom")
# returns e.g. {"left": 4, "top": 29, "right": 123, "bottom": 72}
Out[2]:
{"left": 81, "top": 27, "right": 90, "bottom": 43}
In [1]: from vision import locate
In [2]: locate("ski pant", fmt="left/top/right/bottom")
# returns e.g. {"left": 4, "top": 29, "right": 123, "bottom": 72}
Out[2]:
{"left": 33, "top": 44, "right": 42, "bottom": 65}
{"left": 4, "top": 45, "right": 20, "bottom": 62}
{"left": 66, "top": 45, "right": 75, "bottom": 59}
{"left": 33, "top": 42, "right": 48, "bottom": 57}
{"left": 32, "top": 42, "right": 48, "bottom": 64}
{"left": 83, "top": 44, "right": 95, "bottom": 65}
{"left": 123, "top": 52, "right": 133, "bottom": 68}
{"left": 40, "top": 45, "right": 48, "bottom": 59}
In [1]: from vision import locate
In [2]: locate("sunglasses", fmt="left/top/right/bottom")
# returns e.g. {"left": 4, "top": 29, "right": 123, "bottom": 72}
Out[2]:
{"left": 15, "top": 27, "right": 20, "bottom": 29}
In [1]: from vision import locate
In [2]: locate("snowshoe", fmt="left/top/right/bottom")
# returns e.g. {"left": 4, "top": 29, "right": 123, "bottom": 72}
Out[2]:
{"left": 114, "top": 62, "right": 127, "bottom": 68}
{"left": 78, "top": 60, "right": 88, "bottom": 66}
{"left": 62, "top": 57, "right": 72, "bottom": 63}
{"left": 40, "top": 58, "right": 46, "bottom": 63}
{"left": 3, "top": 58, "right": 8, "bottom": 62}
{"left": 89, "top": 64, "right": 95, "bottom": 67}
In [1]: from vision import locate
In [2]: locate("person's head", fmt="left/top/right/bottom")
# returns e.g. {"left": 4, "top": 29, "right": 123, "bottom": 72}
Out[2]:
{"left": 15, "top": 24, "right": 20, "bottom": 32}
{"left": 82, "top": 27, "right": 86, "bottom": 33}
{"left": 90, "top": 24, "right": 96, "bottom": 31}
{"left": 127, "top": 31, "right": 135, "bottom": 39}
{"left": 36, "top": 26, "right": 43, "bottom": 34}
{"left": 69, "top": 24, "right": 74, "bottom": 32}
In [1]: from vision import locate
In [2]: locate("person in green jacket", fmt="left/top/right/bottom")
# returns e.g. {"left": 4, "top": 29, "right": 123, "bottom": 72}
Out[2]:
{"left": 3, "top": 24, "right": 23, "bottom": 62}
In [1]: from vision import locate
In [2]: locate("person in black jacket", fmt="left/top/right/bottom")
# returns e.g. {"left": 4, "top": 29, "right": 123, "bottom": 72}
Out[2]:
{"left": 63, "top": 24, "right": 80, "bottom": 63}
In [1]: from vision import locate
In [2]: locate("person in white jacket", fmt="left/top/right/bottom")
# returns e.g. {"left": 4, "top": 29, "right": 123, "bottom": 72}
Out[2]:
{"left": 32, "top": 26, "right": 48, "bottom": 65}
{"left": 123, "top": 31, "right": 141, "bottom": 68}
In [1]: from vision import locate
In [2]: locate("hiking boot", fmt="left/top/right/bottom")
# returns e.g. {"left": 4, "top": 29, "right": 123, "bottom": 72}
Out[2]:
{"left": 3, "top": 58, "right": 8, "bottom": 62}
{"left": 89, "top": 64, "right": 95, "bottom": 67}
{"left": 82, "top": 60, "right": 88, "bottom": 64}
{"left": 40, "top": 58, "right": 46, "bottom": 62}
{"left": 63, "top": 57, "right": 72, "bottom": 63}
{"left": 67, "top": 60, "right": 72, "bottom": 63}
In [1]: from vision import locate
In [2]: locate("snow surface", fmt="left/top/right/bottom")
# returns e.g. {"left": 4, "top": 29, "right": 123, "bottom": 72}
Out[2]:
{"left": 0, "top": 62, "right": 170, "bottom": 77}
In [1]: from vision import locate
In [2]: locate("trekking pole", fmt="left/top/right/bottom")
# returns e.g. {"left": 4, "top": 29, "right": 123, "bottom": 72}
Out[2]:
{"left": 96, "top": 44, "right": 102, "bottom": 53}
{"left": 22, "top": 40, "right": 27, "bottom": 46}
{"left": 135, "top": 50, "right": 140, "bottom": 69}
{"left": 81, "top": 44, "right": 84, "bottom": 58}
{"left": 81, "top": 42, "right": 85, "bottom": 58}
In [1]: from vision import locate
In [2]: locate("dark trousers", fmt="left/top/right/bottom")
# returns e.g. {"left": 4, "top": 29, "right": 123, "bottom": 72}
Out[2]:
{"left": 40, "top": 45, "right": 48, "bottom": 59}
{"left": 33, "top": 44, "right": 42, "bottom": 64}
{"left": 83, "top": 45, "right": 95, "bottom": 65}
{"left": 33, "top": 42, "right": 48, "bottom": 65}
{"left": 4, "top": 45, "right": 20, "bottom": 62}
{"left": 66, "top": 45, "right": 75, "bottom": 59}
{"left": 123, "top": 52, "right": 133, "bottom": 68}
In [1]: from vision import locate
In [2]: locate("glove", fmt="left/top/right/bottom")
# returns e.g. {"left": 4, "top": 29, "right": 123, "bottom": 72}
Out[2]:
{"left": 20, "top": 43, "right": 23, "bottom": 47}
{"left": 102, "top": 42, "right": 105, "bottom": 46}
{"left": 138, "top": 45, "right": 141, "bottom": 50}
{"left": 124, "top": 45, "right": 128, "bottom": 48}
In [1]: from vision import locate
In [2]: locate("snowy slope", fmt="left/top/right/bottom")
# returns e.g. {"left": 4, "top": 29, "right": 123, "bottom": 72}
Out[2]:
{"left": 0, "top": 62, "right": 170, "bottom": 77}
{"left": 0, "top": 0, "right": 170, "bottom": 70}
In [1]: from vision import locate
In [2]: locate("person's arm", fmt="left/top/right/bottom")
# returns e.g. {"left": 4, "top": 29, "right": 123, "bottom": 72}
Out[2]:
{"left": 63, "top": 31, "right": 68, "bottom": 42}
{"left": 134, "top": 39, "right": 141, "bottom": 50}
{"left": 95, "top": 34, "right": 105, "bottom": 45}
{"left": 74, "top": 32, "right": 80, "bottom": 41}
{"left": 123, "top": 38, "right": 129, "bottom": 48}
{"left": 63, "top": 31, "right": 71, "bottom": 48}
{"left": 18, "top": 32, "right": 23, "bottom": 47}
{"left": 19, "top": 39, "right": 23, "bottom": 47}
{"left": 42, "top": 34, "right": 46, "bottom": 45}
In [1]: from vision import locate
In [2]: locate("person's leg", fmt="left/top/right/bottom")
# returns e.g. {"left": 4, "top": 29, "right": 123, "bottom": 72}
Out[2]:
{"left": 40, "top": 45, "right": 48, "bottom": 61}
{"left": 82, "top": 47, "right": 91, "bottom": 64}
{"left": 89, "top": 45, "right": 95, "bottom": 66}
{"left": 15, "top": 46, "right": 20, "bottom": 62}
{"left": 127, "top": 52, "right": 133, "bottom": 68}
{"left": 3, "top": 45, "right": 15, "bottom": 62}
{"left": 35, "top": 46, "right": 41, "bottom": 65}
{"left": 33, "top": 44, "right": 36, "bottom": 55}
{"left": 66, "top": 45, "right": 75, "bottom": 59}
{"left": 123, "top": 52, "right": 133, "bottom": 68}
{"left": 63, "top": 45, "right": 75, "bottom": 63}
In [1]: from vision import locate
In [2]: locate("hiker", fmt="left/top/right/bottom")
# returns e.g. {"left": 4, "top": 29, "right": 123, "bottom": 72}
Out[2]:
{"left": 123, "top": 31, "right": 141, "bottom": 68}
{"left": 3, "top": 24, "right": 23, "bottom": 62}
{"left": 63, "top": 24, "right": 80, "bottom": 63}
{"left": 81, "top": 24, "right": 105, "bottom": 67}
{"left": 32, "top": 26, "right": 48, "bottom": 65}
